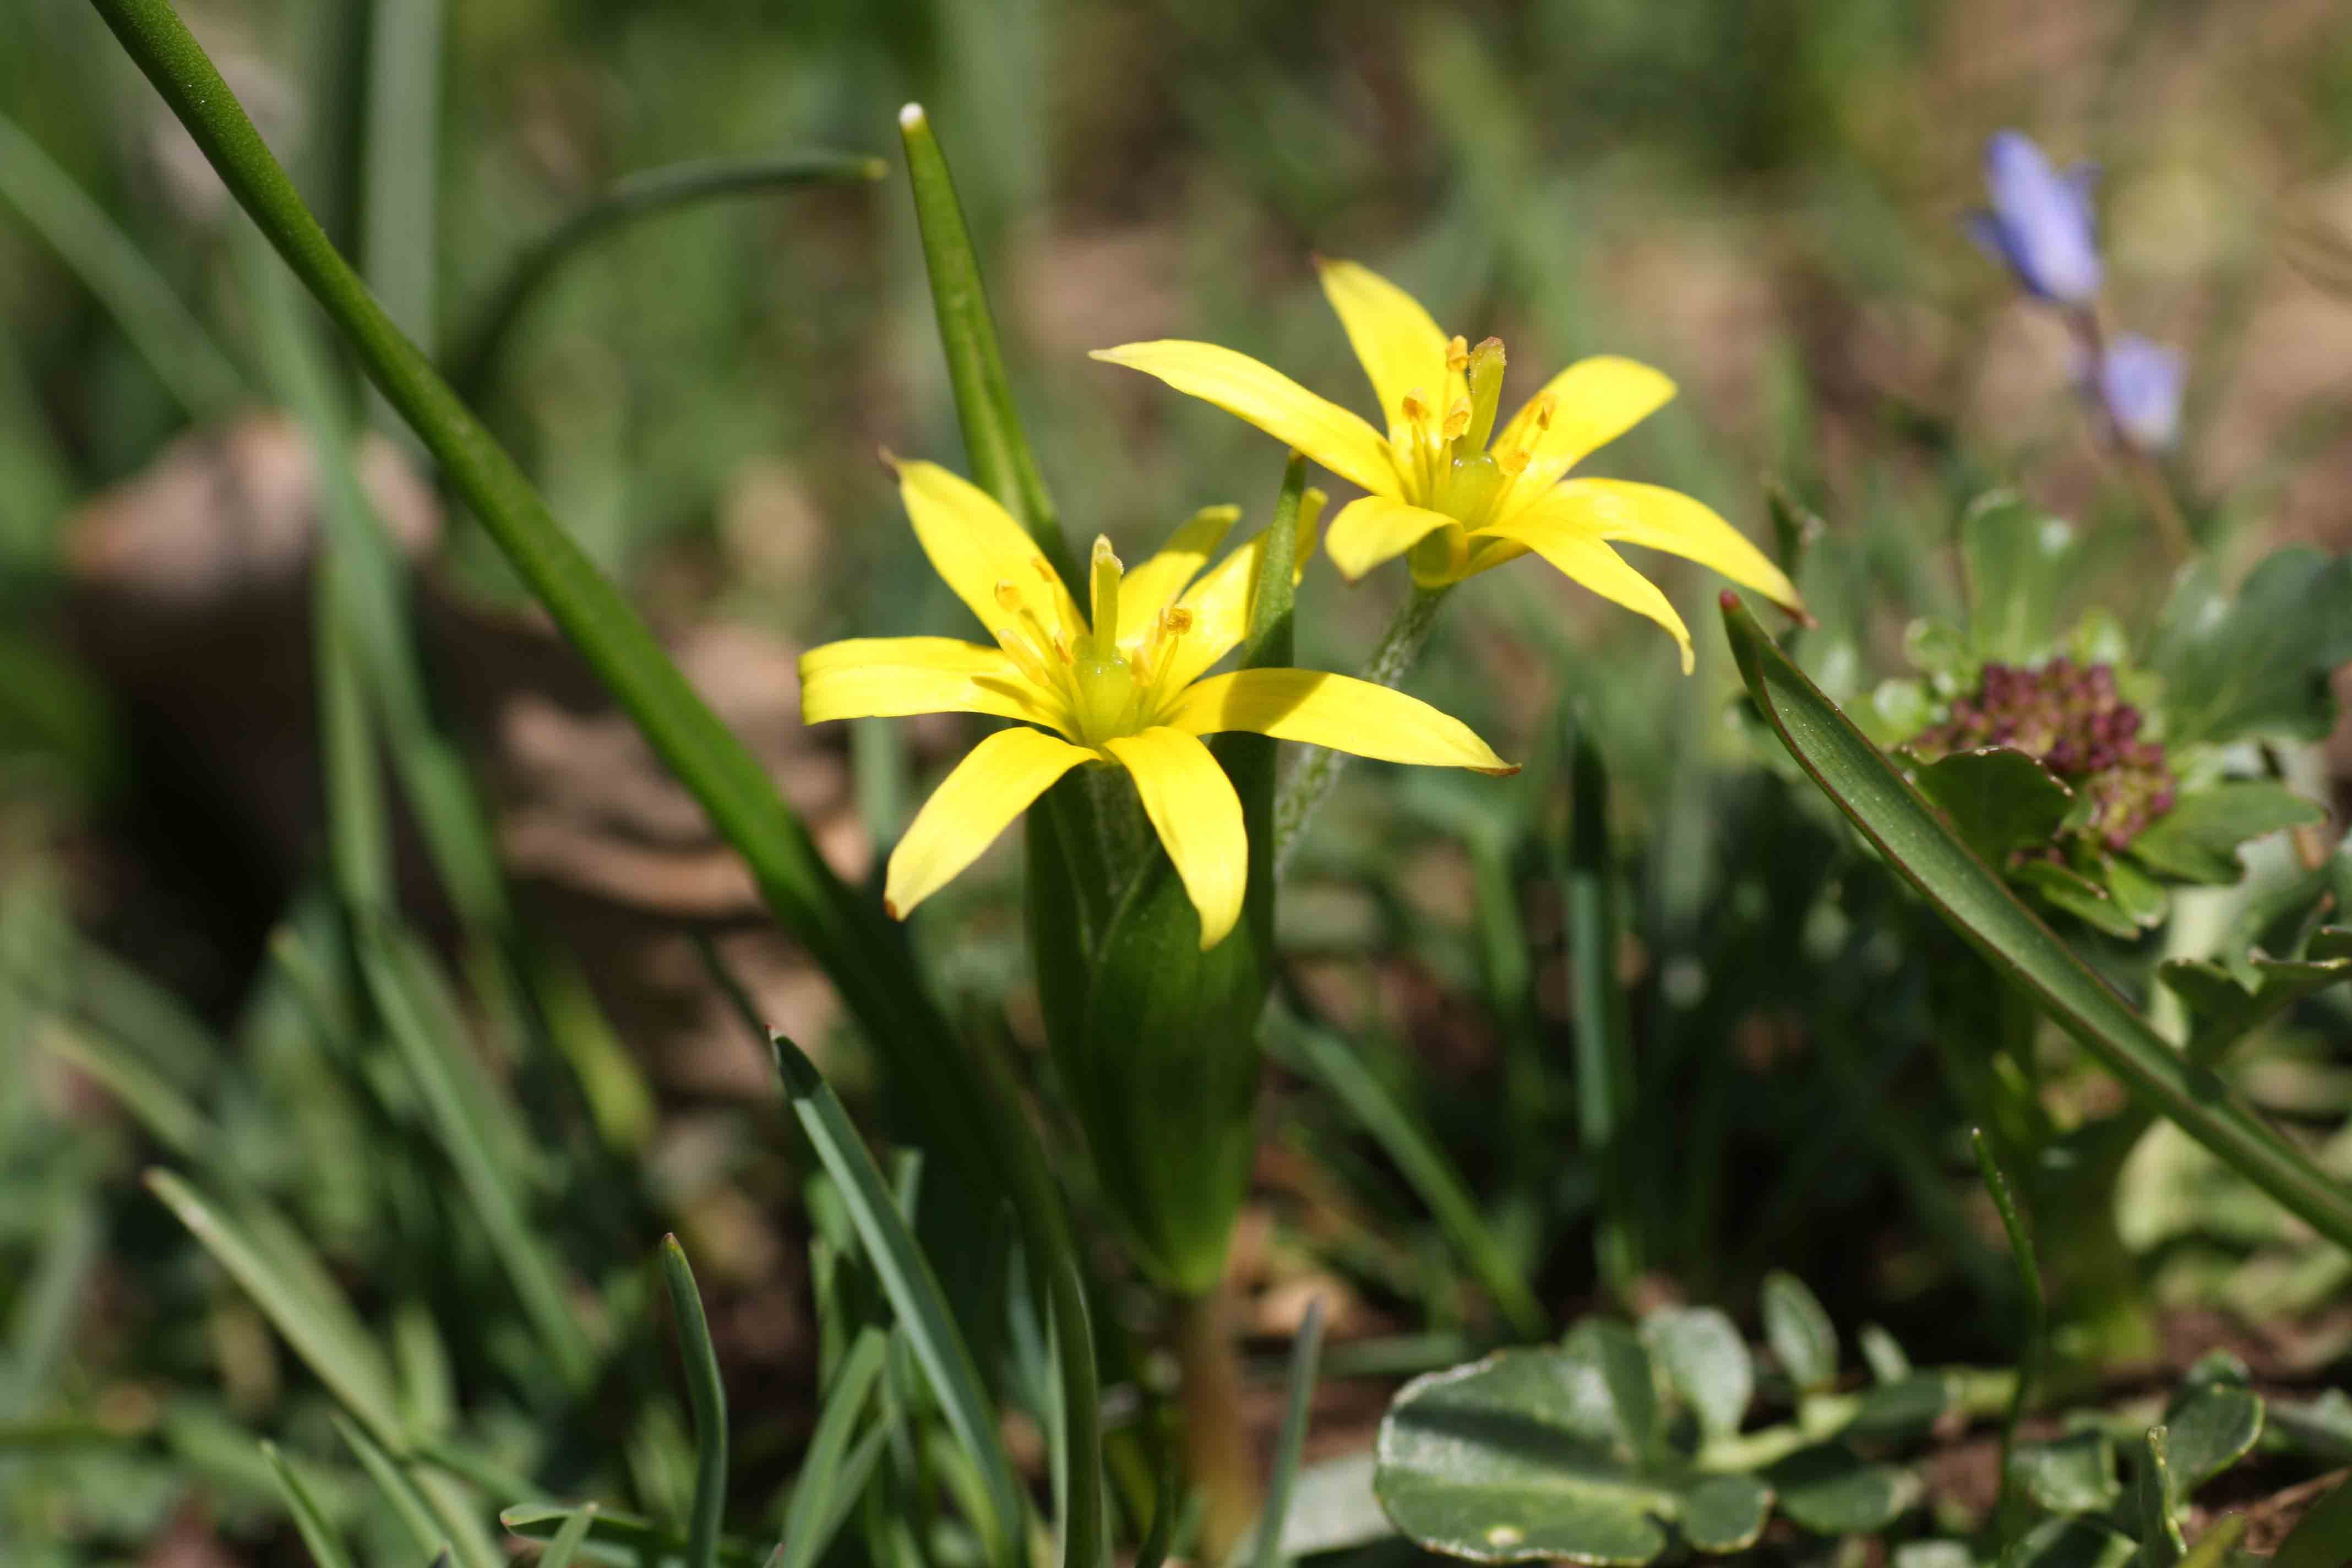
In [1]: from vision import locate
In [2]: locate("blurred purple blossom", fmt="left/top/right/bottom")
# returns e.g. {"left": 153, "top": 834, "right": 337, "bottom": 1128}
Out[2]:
{"left": 1968, "top": 130, "right": 2101, "bottom": 305}
{"left": 2094, "top": 334, "right": 2185, "bottom": 451}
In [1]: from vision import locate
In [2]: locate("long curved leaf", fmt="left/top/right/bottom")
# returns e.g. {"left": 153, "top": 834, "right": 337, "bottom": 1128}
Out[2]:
{"left": 1720, "top": 594, "right": 2352, "bottom": 1254}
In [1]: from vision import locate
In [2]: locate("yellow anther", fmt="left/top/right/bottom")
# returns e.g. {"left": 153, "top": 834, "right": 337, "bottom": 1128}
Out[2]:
{"left": 1401, "top": 392, "right": 1430, "bottom": 424}
{"left": 1442, "top": 399, "right": 1473, "bottom": 440}
{"left": 994, "top": 580, "right": 1022, "bottom": 612}
{"left": 1163, "top": 606, "right": 1194, "bottom": 635}
{"left": 1532, "top": 395, "right": 1556, "bottom": 432}
{"left": 1445, "top": 334, "right": 1469, "bottom": 373}
{"left": 1495, "top": 445, "right": 1532, "bottom": 477}
{"left": 1032, "top": 556, "right": 1057, "bottom": 582}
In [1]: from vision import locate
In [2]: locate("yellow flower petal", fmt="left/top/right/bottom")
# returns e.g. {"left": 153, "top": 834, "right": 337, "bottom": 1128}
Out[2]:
{"left": 1316, "top": 258, "right": 1450, "bottom": 431}
{"left": 1091, "top": 341, "right": 1398, "bottom": 498}
{"left": 1526, "top": 477, "right": 1805, "bottom": 616}
{"left": 1491, "top": 356, "right": 1676, "bottom": 507}
{"left": 884, "top": 726, "right": 1098, "bottom": 920}
{"left": 897, "top": 459, "right": 1085, "bottom": 642}
{"left": 1324, "top": 495, "right": 1457, "bottom": 582}
{"left": 1117, "top": 504, "right": 1239, "bottom": 631}
{"left": 1101, "top": 727, "right": 1247, "bottom": 950}
{"left": 799, "top": 637, "right": 1064, "bottom": 729}
{"left": 1471, "top": 511, "right": 1696, "bottom": 673}
{"left": 1156, "top": 493, "right": 1324, "bottom": 693}
{"left": 1167, "top": 668, "right": 1516, "bottom": 775}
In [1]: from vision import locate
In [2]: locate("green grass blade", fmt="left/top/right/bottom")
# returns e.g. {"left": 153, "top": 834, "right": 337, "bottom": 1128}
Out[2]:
{"left": 1251, "top": 1298, "right": 1327, "bottom": 1568}
{"left": 331, "top": 1413, "right": 447, "bottom": 1557}
{"left": 897, "top": 104, "right": 1075, "bottom": 586}
{"left": 661, "top": 1238, "right": 729, "bottom": 1568}
{"left": 143, "top": 1170, "right": 406, "bottom": 1445}
{"left": 452, "top": 151, "right": 886, "bottom": 402}
{"left": 1970, "top": 1128, "right": 2045, "bottom": 1543}
{"left": 501, "top": 1502, "right": 764, "bottom": 1567}
{"left": 1553, "top": 707, "right": 1643, "bottom": 1298}
{"left": 358, "top": 0, "right": 442, "bottom": 355}
{"left": 772, "top": 1036, "right": 1025, "bottom": 1559}
{"left": 263, "top": 1440, "right": 360, "bottom": 1568}
{"left": 37, "top": 1023, "right": 213, "bottom": 1161}
{"left": 0, "top": 109, "right": 244, "bottom": 417}
{"left": 774, "top": 1326, "right": 890, "bottom": 1568}
{"left": 1266, "top": 1008, "right": 1546, "bottom": 1339}
{"left": 356, "top": 922, "right": 595, "bottom": 1387}
{"left": 1719, "top": 594, "right": 2352, "bottom": 1253}
{"left": 537, "top": 1504, "right": 600, "bottom": 1568}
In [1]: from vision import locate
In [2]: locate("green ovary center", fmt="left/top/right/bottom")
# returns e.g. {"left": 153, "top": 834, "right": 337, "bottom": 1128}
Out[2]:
{"left": 992, "top": 538, "right": 1199, "bottom": 749}
{"left": 1394, "top": 333, "right": 1553, "bottom": 533}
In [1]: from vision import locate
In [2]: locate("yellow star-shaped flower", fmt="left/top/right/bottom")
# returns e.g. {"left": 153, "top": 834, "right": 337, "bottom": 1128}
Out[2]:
{"left": 801, "top": 460, "right": 1516, "bottom": 948}
{"left": 1092, "top": 258, "right": 1805, "bottom": 671}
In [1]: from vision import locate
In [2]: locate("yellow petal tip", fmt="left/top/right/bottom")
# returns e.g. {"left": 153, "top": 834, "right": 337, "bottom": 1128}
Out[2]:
{"left": 1478, "top": 762, "right": 1523, "bottom": 778}
{"left": 882, "top": 897, "right": 903, "bottom": 919}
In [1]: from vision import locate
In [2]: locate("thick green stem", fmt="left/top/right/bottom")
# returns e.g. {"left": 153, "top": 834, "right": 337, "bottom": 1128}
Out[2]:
{"left": 1273, "top": 581, "right": 1452, "bottom": 867}
{"left": 1173, "top": 1284, "right": 1257, "bottom": 1564}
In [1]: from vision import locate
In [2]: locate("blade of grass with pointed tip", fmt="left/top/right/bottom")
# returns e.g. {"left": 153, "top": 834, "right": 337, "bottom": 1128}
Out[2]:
{"left": 1252, "top": 1298, "right": 1327, "bottom": 1568}
{"left": 144, "top": 1170, "right": 406, "bottom": 1445}
{"left": 662, "top": 1239, "right": 729, "bottom": 1568}
{"left": 775, "top": 1326, "right": 890, "bottom": 1568}
{"left": 1720, "top": 594, "right": 2352, "bottom": 1254}
{"left": 332, "top": 1413, "right": 448, "bottom": 1559}
{"left": 1266, "top": 1006, "right": 1546, "bottom": 1339}
{"left": 264, "top": 1441, "right": 360, "bottom": 1568}
{"left": 0, "top": 108, "right": 244, "bottom": 417}
{"left": 357, "top": 922, "right": 594, "bottom": 1388}
{"left": 453, "top": 152, "right": 886, "bottom": 403}
{"left": 897, "top": 103, "right": 1075, "bottom": 587}
{"left": 772, "top": 1035, "right": 1023, "bottom": 1560}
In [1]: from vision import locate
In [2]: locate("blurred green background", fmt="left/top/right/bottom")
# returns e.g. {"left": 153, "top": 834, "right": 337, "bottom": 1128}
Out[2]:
{"left": 8, "top": 0, "right": 2352, "bottom": 1560}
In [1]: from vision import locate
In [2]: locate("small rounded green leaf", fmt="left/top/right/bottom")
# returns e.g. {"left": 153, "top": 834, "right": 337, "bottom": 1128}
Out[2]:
{"left": 1767, "top": 1443, "right": 1921, "bottom": 1536}
{"left": 1641, "top": 1308, "right": 1752, "bottom": 1446}
{"left": 2010, "top": 1431, "right": 2121, "bottom": 1516}
{"left": 1676, "top": 1474, "right": 1771, "bottom": 1555}
{"left": 1999, "top": 1516, "right": 2138, "bottom": 1568}
{"left": 1848, "top": 1374, "right": 1951, "bottom": 1444}
{"left": 1564, "top": 1320, "right": 1659, "bottom": 1458}
{"left": 1760, "top": 1272, "right": 1838, "bottom": 1395}
{"left": 2157, "top": 1385, "right": 2262, "bottom": 1506}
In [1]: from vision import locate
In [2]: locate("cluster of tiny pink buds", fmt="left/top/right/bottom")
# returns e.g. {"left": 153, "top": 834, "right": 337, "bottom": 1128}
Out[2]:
{"left": 1910, "top": 657, "right": 2177, "bottom": 850}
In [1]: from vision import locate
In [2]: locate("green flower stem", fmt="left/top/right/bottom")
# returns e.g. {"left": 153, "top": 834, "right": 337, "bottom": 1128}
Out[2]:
{"left": 1172, "top": 1283, "right": 1257, "bottom": 1563}
{"left": 85, "top": 9, "right": 1103, "bottom": 1565}
{"left": 1273, "top": 581, "right": 1453, "bottom": 867}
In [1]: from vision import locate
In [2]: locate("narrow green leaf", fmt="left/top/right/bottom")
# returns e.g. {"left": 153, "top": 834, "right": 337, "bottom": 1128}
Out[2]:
{"left": 0, "top": 109, "right": 244, "bottom": 417}
{"left": 1557, "top": 708, "right": 1642, "bottom": 1297}
{"left": 38, "top": 1023, "right": 213, "bottom": 1161}
{"left": 1721, "top": 594, "right": 2352, "bottom": 1254}
{"left": 333, "top": 1413, "right": 448, "bottom": 1559}
{"left": 661, "top": 1238, "right": 728, "bottom": 1568}
{"left": 263, "top": 1441, "right": 360, "bottom": 1568}
{"left": 774, "top": 1327, "right": 889, "bottom": 1568}
{"left": 1253, "top": 1297, "right": 1327, "bottom": 1568}
{"left": 358, "top": 0, "right": 442, "bottom": 355}
{"left": 1267, "top": 1008, "right": 1546, "bottom": 1340}
{"left": 897, "top": 103, "right": 1076, "bottom": 587}
{"left": 2174, "top": 1514, "right": 2244, "bottom": 1568}
{"left": 453, "top": 153, "right": 886, "bottom": 402}
{"left": 2272, "top": 1473, "right": 2352, "bottom": 1568}
{"left": 144, "top": 1170, "right": 406, "bottom": 1446}
{"left": 2131, "top": 1429, "right": 2186, "bottom": 1568}
{"left": 771, "top": 1036, "right": 1025, "bottom": 1558}
{"left": 1973, "top": 1127, "right": 2045, "bottom": 1537}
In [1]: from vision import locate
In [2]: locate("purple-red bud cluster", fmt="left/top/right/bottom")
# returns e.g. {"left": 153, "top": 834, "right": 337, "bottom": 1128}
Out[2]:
{"left": 1910, "top": 657, "right": 2176, "bottom": 850}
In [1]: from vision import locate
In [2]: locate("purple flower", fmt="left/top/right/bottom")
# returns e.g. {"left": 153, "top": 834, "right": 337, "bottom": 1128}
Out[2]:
{"left": 2094, "top": 334, "right": 2185, "bottom": 451}
{"left": 1968, "top": 130, "right": 2101, "bottom": 306}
